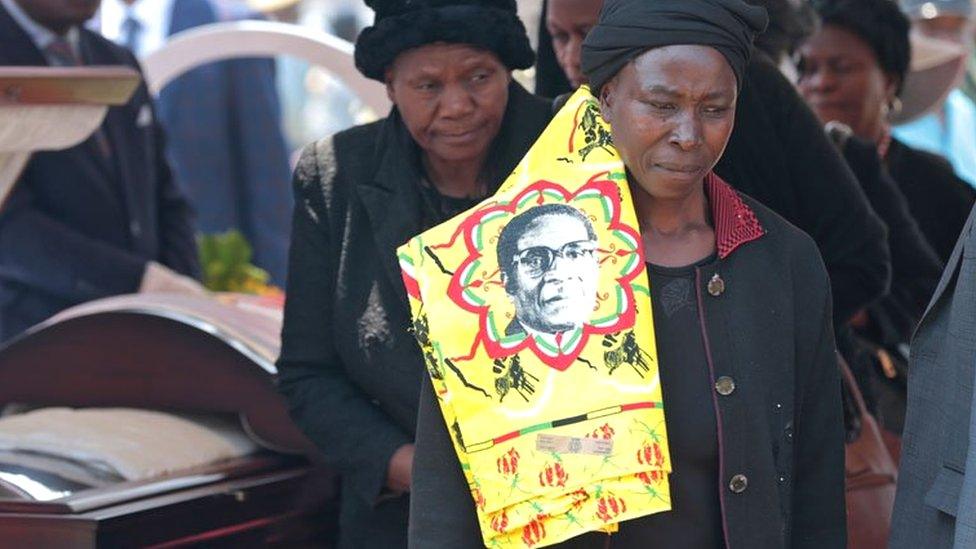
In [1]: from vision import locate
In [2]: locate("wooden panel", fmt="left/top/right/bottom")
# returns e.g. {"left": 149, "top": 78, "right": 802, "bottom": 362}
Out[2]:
{"left": 0, "top": 466, "right": 338, "bottom": 548}
{"left": 0, "top": 67, "right": 139, "bottom": 106}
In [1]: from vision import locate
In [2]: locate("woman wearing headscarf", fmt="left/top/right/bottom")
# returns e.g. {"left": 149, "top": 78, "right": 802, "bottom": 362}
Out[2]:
{"left": 274, "top": 1, "right": 550, "bottom": 546}
{"left": 797, "top": 0, "right": 976, "bottom": 264}
{"left": 537, "top": 0, "right": 891, "bottom": 333}
{"left": 409, "top": 1, "right": 846, "bottom": 547}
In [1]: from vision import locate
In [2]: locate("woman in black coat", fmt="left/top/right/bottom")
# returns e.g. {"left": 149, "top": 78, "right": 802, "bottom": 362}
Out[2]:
{"left": 275, "top": 2, "right": 552, "bottom": 546}
{"left": 410, "top": 1, "right": 846, "bottom": 547}
{"left": 797, "top": 0, "right": 976, "bottom": 266}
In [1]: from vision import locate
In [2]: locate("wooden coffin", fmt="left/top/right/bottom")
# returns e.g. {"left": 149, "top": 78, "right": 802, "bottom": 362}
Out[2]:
{"left": 0, "top": 293, "right": 336, "bottom": 548}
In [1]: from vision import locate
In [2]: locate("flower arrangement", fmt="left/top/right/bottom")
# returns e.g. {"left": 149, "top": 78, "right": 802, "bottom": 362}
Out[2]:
{"left": 198, "top": 230, "right": 284, "bottom": 300}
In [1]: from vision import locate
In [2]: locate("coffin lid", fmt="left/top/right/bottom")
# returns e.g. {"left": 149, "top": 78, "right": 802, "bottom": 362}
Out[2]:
{"left": 0, "top": 293, "right": 315, "bottom": 456}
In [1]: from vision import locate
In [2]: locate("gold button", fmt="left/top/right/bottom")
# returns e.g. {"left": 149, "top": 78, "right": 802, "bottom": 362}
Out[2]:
{"left": 715, "top": 376, "right": 736, "bottom": 396}
{"left": 729, "top": 474, "right": 748, "bottom": 494}
{"left": 707, "top": 273, "right": 725, "bottom": 296}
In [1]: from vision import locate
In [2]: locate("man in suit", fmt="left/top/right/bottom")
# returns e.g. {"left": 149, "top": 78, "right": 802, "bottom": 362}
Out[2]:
{"left": 0, "top": 0, "right": 203, "bottom": 341}
{"left": 101, "top": 0, "right": 293, "bottom": 285}
{"left": 891, "top": 203, "right": 976, "bottom": 547}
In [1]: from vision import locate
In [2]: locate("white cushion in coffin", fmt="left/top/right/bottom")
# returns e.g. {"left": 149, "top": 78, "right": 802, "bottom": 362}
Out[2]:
{"left": 0, "top": 408, "right": 258, "bottom": 480}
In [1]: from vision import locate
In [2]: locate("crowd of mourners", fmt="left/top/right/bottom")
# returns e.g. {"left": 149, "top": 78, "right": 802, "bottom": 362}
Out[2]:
{"left": 275, "top": 0, "right": 976, "bottom": 547}
{"left": 5, "top": 0, "right": 974, "bottom": 545}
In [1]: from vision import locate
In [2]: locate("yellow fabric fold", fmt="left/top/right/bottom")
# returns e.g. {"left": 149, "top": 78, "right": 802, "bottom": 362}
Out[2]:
{"left": 399, "top": 87, "right": 672, "bottom": 548}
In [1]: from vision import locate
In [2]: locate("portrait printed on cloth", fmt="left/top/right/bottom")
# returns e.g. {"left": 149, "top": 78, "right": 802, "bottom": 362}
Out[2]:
{"left": 498, "top": 204, "right": 600, "bottom": 339}
{"left": 398, "top": 89, "right": 672, "bottom": 548}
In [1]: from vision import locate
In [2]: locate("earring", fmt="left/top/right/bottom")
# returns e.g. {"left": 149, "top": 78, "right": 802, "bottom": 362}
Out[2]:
{"left": 890, "top": 97, "right": 903, "bottom": 115}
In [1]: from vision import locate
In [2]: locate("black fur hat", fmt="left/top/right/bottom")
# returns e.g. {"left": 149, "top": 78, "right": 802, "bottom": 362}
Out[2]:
{"left": 354, "top": 0, "right": 536, "bottom": 81}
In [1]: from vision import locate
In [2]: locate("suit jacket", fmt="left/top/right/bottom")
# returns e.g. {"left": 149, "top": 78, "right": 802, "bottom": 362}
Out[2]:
{"left": 891, "top": 204, "right": 976, "bottom": 548}
{"left": 157, "top": 0, "right": 292, "bottom": 285}
{"left": 276, "top": 82, "right": 552, "bottom": 548}
{"left": 0, "top": 5, "right": 199, "bottom": 341}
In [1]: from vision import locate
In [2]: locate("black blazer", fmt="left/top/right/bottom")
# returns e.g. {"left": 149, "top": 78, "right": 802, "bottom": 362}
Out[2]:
{"left": 886, "top": 138, "right": 976, "bottom": 264}
{"left": 0, "top": 5, "right": 200, "bottom": 340}
{"left": 839, "top": 137, "right": 941, "bottom": 343}
{"left": 276, "top": 82, "right": 552, "bottom": 548}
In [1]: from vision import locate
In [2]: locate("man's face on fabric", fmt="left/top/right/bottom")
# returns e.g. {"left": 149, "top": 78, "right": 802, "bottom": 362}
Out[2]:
{"left": 504, "top": 213, "right": 599, "bottom": 334}
{"left": 386, "top": 43, "right": 511, "bottom": 166}
{"left": 15, "top": 0, "right": 100, "bottom": 33}
{"left": 600, "top": 45, "right": 737, "bottom": 201}
{"left": 547, "top": 0, "right": 603, "bottom": 88}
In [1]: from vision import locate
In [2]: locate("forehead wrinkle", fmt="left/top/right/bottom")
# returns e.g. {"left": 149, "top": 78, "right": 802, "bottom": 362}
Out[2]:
{"left": 639, "top": 82, "right": 735, "bottom": 103}
{"left": 628, "top": 66, "right": 734, "bottom": 102}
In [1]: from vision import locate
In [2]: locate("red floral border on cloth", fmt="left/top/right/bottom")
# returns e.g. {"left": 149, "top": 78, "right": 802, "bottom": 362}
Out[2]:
{"left": 402, "top": 172, "right": 646, "bottom": 371}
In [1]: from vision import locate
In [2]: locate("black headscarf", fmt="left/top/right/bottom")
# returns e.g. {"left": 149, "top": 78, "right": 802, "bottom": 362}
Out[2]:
{"left": 581, "top": 0, "right": 769, "bottom": 93}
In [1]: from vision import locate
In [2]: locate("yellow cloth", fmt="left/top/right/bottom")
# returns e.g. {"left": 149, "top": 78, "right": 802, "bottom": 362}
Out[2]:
{"left": 399, "top": 88, "right": 672, "bottom": 548}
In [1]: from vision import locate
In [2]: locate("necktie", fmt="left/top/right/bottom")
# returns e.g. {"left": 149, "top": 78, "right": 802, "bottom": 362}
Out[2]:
{"left": 44, "top": 37, "right": 80, "bottom": 67}
{"left": 120, "top": 15, "right": 142, "bottom": 54}
{"left": 44, "top": 37, "right": 114, "bottom": 161}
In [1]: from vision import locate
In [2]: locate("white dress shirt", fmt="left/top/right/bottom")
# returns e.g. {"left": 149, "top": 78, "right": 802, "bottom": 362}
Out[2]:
{"left": 99, "top": 0, "right": 175, "bottom": 58}
{"left": 0, "top": 0, "right": 81, "bottom": 62}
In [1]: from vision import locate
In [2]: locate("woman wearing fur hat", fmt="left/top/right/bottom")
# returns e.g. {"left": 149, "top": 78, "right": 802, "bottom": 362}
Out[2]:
{"left": 410, "top": 0, "right": 846, "bottom": 547}
{"left": 274, "top": 1, "right": 550, "bottom": 546}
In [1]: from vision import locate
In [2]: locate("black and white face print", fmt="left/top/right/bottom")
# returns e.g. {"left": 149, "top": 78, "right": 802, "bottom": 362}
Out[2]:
{"left": 497, "top": 204, "right": 600, "bottom": 336}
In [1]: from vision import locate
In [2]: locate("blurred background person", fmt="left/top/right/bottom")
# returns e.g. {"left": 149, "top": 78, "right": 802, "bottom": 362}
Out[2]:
{"left": 0, "top": 0, "right": 203, "bottom": 341}
{"left": 893, "top": 0, "right": 976, "bottom": 188}
{"left": 536, "top": 0, "right": 891, "bottom": 342}
{"left": 100, "top": 0, "right": 294, "bottom": 285}
{"left": 798, "top": 0, "right": 976, "bottom": 265}
{"left": 746, "top": 0, "right": 817, "bottom": 79}
{"left": 796, "top": 0, "right": 945, "bottom": 438}
{"left": 275, "top": 0, "right": 548, "bottom": 546}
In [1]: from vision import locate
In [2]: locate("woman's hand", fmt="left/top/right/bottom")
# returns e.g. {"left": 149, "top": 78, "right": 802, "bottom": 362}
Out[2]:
{"left": 386, "top": 443, "right": 416, "bottom": 493}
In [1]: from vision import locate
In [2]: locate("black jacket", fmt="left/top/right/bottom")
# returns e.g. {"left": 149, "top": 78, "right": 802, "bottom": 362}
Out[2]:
{"left": 830, "top": 135, "right": 943, "bottom": 430}
{"left": 838, "top": 137, "right": 941, "bottom": 347}
{"left": 408, "top": 186, "right": 846, "bottom": 549}
{"left": 886, "top": 138, "right": 976, "bottom": 264}
{"left": 0, "top": 5, "right": 200, "bottom": 340}
{"left": 276, "top": 82, "right": 552, "bottom": 548}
